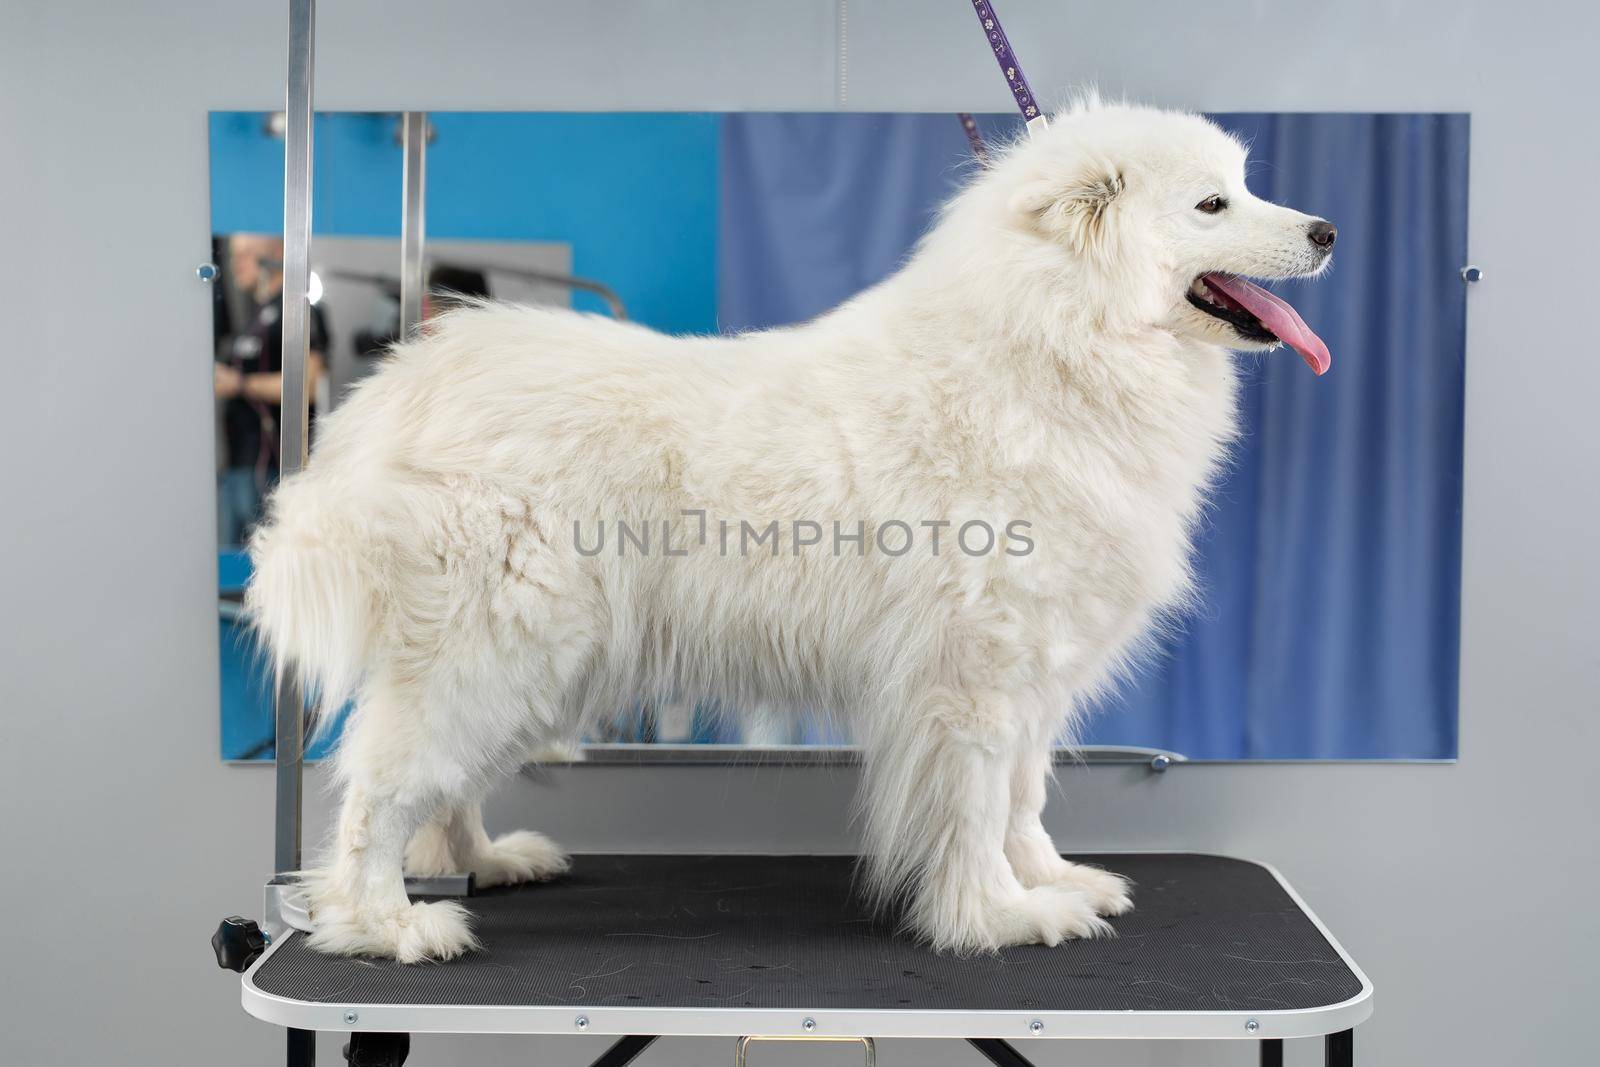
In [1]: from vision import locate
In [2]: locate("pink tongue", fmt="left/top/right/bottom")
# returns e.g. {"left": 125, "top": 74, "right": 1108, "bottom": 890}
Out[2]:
{"left": 1202, "top": 273, "right": 1331, "bottom": 375}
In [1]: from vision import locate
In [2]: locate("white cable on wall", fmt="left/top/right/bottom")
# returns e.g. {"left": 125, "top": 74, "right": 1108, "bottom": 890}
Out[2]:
{"left": 837, "top": 0, "right": 848, "bottom": 107}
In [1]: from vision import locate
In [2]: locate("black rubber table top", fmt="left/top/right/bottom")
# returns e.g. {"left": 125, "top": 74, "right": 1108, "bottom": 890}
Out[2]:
{"left": 252, "top": 853, "right": 1363, "bottom": 1013}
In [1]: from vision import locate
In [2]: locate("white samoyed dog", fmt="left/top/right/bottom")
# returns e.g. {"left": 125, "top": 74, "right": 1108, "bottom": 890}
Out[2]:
{"left": 247, "top": 99, "right": 1335, "bottom": 962}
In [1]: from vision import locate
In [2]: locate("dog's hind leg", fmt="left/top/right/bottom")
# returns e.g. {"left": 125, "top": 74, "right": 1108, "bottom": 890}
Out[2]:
{"left": 405, "top": 799, "right": 570, "bottom": 888}
{"left": 401, "top": 806, "right": 458, "bottom": 879}
{"left": 859, "top": 687, "right": 1111, "bottom": 953}
{"left": 303, "top": 677, "right": 510, "bottom": 962}
{"left": 1002, "top": 739, "right": 1133, "bottom": 917}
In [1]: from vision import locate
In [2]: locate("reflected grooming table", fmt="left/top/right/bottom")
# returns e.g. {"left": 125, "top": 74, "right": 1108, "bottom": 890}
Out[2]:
{"left": 241, "top": 853, "right": 1370, "bottom": 1065}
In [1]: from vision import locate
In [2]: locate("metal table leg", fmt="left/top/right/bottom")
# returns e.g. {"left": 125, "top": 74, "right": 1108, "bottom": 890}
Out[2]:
{"left": 590, "top": 1036, "right": 658, "bottom": 1067}
{"left": 287, "top": 1027, "right": 315, "bottom": 1067}
{"left": 1327, "top": 1029, "right": 1354, "bottom": 1066}
{"left": 967, "top": 1039, "right": 1040, "bottom": 1067}
{"left": 1261, "top": 1038, "right": 1283, "bottom": 1067}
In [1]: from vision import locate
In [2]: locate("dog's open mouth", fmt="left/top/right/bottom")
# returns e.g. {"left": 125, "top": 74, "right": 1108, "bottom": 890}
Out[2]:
{"left": 1186, "top": 273, "right": 1331, "bottom": 375}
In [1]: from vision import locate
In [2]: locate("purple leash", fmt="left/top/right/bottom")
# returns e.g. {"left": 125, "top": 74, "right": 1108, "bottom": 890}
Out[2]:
{"left": 969, "top": 0, "right": 1048, "bottom": 137}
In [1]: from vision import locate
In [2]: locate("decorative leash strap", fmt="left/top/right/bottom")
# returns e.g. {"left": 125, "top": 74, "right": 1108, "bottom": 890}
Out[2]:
{"left": 969, "top": 0, "right": 1047, "bottom": 136}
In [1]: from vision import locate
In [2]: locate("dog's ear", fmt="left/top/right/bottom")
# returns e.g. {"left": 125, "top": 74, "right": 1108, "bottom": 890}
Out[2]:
{"left": 1009, "top": 162, "right": 1125, "bottom": 253}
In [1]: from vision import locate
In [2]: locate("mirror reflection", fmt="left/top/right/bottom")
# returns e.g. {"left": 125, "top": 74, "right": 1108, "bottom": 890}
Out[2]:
{"left": 212, "top": 110, "right": 1467, "bottom": 762}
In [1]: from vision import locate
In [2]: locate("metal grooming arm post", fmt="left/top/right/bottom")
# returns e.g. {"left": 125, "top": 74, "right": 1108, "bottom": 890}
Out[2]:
{"left": 399, "top": 112, "right": 428, "bottom": 337}
{"left": 273, "top": 2, "right": 316, "bottom": 1062}
{"left": 274, "top": 0, "right": 315, "bottom": 880}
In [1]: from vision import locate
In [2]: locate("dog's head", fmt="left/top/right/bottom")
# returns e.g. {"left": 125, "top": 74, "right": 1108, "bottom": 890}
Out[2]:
{"left": 996, "top": 100, "right": 1334, "bottom": 373}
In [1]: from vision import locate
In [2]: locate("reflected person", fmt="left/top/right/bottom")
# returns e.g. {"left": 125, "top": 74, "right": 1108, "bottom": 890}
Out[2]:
{"left": 214, "top": 234, "right": 327, "bottom": 546}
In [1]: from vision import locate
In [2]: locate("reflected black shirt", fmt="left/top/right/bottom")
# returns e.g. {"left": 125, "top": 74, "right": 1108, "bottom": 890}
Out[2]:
{"left": 221, "top": 294, "right": 327, "bottom": 472}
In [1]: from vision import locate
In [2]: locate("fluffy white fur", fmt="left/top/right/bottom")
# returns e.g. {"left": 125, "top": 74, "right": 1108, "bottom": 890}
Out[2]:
{"left": 247, "top": 99, "right": 1332, "bottom": 961}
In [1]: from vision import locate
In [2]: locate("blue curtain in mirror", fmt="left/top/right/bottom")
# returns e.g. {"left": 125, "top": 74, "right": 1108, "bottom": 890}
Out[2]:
{"left": 719, "top": 112, "right": 1467, "bottom": 759}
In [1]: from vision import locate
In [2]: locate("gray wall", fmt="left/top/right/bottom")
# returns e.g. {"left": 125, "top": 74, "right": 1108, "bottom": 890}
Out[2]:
{"left": 2, "top": 2, "right": 1595, "bottom": 1065}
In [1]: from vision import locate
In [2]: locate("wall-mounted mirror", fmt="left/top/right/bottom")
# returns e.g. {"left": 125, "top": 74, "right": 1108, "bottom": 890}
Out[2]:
{"left": 212, "top": 110, "right": 1467, "bottom": 763}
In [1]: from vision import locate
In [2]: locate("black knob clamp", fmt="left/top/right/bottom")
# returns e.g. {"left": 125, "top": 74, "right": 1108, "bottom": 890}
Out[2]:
{"left": 212, "top": 915, "right": 268, "bottom": 973}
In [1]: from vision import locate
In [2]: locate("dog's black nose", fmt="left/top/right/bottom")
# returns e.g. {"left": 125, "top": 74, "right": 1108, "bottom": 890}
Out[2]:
{"left": 1308, "top": 220, "right": 1337, "bottom": 249}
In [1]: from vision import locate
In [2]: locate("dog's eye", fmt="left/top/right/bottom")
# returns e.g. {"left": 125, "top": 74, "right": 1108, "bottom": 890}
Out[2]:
{"left": 1195, "top": 195, "right": 1228, "bottom": 214}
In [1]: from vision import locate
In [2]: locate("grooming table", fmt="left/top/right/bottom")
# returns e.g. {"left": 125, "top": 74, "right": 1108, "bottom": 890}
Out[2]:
{"left": 236, "top": 853, "right": 1371, "bottom": 1066}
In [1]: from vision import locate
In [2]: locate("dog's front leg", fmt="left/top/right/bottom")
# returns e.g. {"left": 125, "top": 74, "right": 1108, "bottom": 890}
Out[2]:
{"left": 859, "top": 687, "right": 1111, "bottom": 953}
{"left": 1003, "top": 740, "right": 1133, "bottom": 917}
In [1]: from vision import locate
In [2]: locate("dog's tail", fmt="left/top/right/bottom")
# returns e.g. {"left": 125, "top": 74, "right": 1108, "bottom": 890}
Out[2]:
{"left": 244, "top": 470, "right": 384, "bottom": 726}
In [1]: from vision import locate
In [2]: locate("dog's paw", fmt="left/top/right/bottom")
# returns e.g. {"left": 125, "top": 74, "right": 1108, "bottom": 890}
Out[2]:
{"left": 1007, "top": 842, "right": 1134, "bottom": 918}
{"left": 308, "top": 898, "right": 479, "bottom": 963}
{"left": 920, "top": 885, "right": 1113, "bottom": 953}
{"left": 470, "top": 830, "right": 570, "bottom": 889}
{"left": 994, "top": 885, "right": 1115, "bottom": 947}
{"left": 1049, "top": 862, "right": 1134, "bottom": 917}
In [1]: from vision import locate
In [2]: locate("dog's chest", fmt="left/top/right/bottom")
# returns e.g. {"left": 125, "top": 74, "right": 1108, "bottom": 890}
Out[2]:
{"left": 1004, "top": 348, "right": 1238, "bottom": 672}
